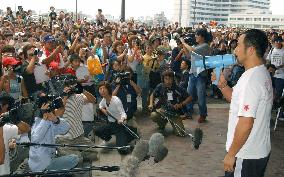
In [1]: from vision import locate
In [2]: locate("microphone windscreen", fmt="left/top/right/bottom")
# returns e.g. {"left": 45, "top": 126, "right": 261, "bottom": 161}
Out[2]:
{"left": 148, "top": 133, "right": 164, "bottom": 156}
{"left": 118, "top": 155, "right": 139, "bottom": 177}
{"left": 154, "top": 146, "right": 168, "bottom": 163}
{"left": 132, "top": 140, "right": 149, "bottom": 162}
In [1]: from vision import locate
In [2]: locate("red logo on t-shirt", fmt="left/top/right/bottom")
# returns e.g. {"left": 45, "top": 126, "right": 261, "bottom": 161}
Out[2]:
{"left": 244, "top": 105, "right": 249, "bottom": 111}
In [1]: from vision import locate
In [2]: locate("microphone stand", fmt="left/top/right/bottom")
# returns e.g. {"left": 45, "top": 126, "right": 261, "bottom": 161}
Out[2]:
{"left": 1, "top": 165, "right": 120, "bottom": 177}
{"left": 16, "top": 142, "right": 131, "bottom": 150}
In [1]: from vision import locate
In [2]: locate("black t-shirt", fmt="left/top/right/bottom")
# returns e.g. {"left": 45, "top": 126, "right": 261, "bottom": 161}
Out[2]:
{"left": 49, "top": 12, "right": 57, "bottom": 21}
{"left": 153, "top": 83, "right": 189, "bottom": 113}
{"left": 21, "top": 61, "right": 38, "bottom": 96}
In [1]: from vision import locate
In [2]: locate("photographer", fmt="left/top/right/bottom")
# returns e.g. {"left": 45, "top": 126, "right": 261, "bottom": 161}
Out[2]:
{"left": 56, "top": 85, "right": 98, "bottom": 162}
{"left": 95, "top": 81, "right": 137, "bottom": 155}
{"left": 148, "top": 70, "right": 192, "bottom": 136}
{"left": 21, "top": 44, "right": 41, "bottom": 98}
{"left": 28, "top": 98, "right": 79, "bottom": 172}
{"left": 0, "top": 56, "right": 28, "bottom": 100}
{"left": 0, "top": 94, "right": 30, "bottom": 175}
{"left": 181, "top": 28, "right": 213, "bottom": 123}
{"left": 34, "top": 35, "right": 65, "bottom": 84}
{"left": 112, "top": 67, "right": 142, "bottom": 120}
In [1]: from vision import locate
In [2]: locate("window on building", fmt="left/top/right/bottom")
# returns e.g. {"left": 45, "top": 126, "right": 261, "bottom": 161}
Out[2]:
{"left": 230, "top": 18, "right": 236, "bottom": 20}
{"left": 254, "top": 18, "right": 261, "bottom": 21}
{"left": 245, "top": 18, "right": 252, "bottom": 21}
{"left": 263, "top": 18, "right": 270, "bottom": 21}
{"left": 237, "top": 18, "right": 244, "bottom": 20}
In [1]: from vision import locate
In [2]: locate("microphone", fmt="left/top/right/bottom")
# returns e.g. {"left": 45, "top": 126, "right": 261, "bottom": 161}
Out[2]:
{"left": 117, "top": 156, "right": 139, "bottom": 177}
{"left": 131, "top": 140, "right": 149, "bottom": 162}
{"left": 148, "top": 133, "right": 168, "bottom": 163}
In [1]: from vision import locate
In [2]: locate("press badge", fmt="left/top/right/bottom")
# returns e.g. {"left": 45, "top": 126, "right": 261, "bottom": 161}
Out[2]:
{"left": 127, "top": 94, "right": 131, "bottom": 102}
{"left": 167, "top": 92, "right": 173, "bottom": 101}
{"left": 154, "top": 98, "right": 159, "bottom": 105}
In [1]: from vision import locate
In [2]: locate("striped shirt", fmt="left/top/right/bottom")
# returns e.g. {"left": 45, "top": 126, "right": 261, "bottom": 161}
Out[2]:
{"left": 63, "top": 94, "right": 85, "bottom": 138}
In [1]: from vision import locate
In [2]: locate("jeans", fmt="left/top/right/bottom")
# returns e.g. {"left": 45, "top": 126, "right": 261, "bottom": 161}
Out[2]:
{"left": 187, "top": 74, "right": 207, "bottom": 117}
{"left": 45, "top": 154, "right": 79, "bottom": 171}
{"left": 273, "top": 77, "right": 284, "bottom": 98}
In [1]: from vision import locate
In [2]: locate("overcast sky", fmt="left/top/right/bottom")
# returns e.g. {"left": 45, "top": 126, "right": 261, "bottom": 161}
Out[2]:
{"left": 1, "top": 0, "right": 283, "bottom": 19}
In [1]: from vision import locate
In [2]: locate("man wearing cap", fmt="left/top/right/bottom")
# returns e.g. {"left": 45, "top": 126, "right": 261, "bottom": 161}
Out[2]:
{"left": 33, "top": 34, "right": 64, "bottom": 84}
{"left": 267, "top": 36, "right": 284, "bottom": 100}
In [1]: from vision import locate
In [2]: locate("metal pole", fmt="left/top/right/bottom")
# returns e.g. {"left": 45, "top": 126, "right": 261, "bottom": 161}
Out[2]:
{"left": 179, "top": 0, "right": 182, "bottom": 26}
{"left": 75, "top": 0, "right": 78, "bottom": 21}
{"left": 121, "top": 0, "right": 125, "bottom": 22}
{"left": 194, "top": 0, "right": 196, "bottom": 24}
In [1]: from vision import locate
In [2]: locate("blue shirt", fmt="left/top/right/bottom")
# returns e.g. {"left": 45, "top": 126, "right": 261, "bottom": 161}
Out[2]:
{"left": 115, "top": 84, "right": 137, "bottom": 115}
{"left": 28, "top": 117, "right": 70, "bottom": 172}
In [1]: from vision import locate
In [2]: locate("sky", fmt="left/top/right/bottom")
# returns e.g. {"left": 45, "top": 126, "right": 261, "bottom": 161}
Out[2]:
{"left": 0, "top": 0, "right": 283, "bottom": 19}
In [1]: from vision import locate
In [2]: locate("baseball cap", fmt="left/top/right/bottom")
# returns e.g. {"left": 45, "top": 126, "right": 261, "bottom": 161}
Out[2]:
{"left": 273, "top": 36, "right": 283, "bottom": 43}
{"left": 2, "top": 57, "right": 21, "bottom": 67}
{"left": 43, "top": 35, "right": 55, "bottom": 43}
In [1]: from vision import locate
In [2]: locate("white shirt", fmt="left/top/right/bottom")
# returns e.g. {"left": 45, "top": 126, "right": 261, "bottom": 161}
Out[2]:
{"left": 81, "top": 103, "right": 94, "bottom": 122}
{"left": 226, "top": 65, "right": 273, "bottom": 159}
{"left": 0, "top": 124, "right": 18, "bottom": 175}
{"left": 76, "top": 65, "right": 92, "bottom": 86}
{"left": 268, "top": 47, "right": 284, "bottom": 79}
{"left": 99, "top": 96, "right": 127, "bottom": 122}
{"left": 34, "top": 50, "right": 65, "bottom": 84}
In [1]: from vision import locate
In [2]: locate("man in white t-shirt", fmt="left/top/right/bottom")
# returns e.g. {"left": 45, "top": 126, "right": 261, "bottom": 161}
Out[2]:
{"left": 216, "top": 29, "right": 272, "bottom": 177}
{"left": 267, "top": 36, "right": 284, "bottom": 99}
{"left": 34, "top": 35, "right": 64, "bottom": 84}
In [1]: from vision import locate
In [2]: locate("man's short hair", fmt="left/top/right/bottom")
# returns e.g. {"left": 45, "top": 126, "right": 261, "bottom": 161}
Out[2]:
{"left": 69, "top": 54, "right": 80, "bottom": 63}
{"left": 23, "top": 44, "right": 36, "bottom": 59}
{"left": 1, "top": 45, "right": 15, "bottom": 54}
{"left": 0, "top": 94, "right": 15, "bottom": 111}
{"left": 98, "top": 81, "right": 112, "bottom": 95}
{"left": 161, "top": 70, "right": 175, "bottom": 81}
{"left": 243, "top": 29, "right": 268, "bottom": 59}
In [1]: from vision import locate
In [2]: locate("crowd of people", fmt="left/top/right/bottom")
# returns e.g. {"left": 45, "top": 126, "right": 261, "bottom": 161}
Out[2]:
{"left": 0, "top": 5, "right": 284, "bottom": 177}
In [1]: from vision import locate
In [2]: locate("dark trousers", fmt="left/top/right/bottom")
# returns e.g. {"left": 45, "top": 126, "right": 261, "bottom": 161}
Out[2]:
{"left": 94, "top": 122, "right": 136, "bottom": 154}
{"left": 225, "top": 154, "right": 270, "bottom": 177}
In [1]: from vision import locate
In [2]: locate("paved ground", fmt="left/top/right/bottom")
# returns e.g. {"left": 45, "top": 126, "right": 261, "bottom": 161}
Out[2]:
{"left": 91, "top": 102, "right": 284, "bottom": 177}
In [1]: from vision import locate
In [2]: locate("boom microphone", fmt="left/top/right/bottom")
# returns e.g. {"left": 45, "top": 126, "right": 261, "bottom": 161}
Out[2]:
{"left": 117, "top": 156, "right": 139, "bottom": 177}
{"left": 131, "top": 140, "right": 149, "bottom": 162}
{"left": 148, "top": 133, "right": 168, "bottom": 163}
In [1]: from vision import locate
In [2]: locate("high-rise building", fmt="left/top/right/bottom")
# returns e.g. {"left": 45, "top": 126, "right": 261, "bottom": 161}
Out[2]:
{"left": 173, "top": 0, "right": 271, "bottom": 27}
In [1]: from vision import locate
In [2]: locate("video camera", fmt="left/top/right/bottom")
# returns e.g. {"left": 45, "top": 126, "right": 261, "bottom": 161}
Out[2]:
{"left": 36, "top": 95, "right": 64, "bottom": 114}
{"left": 174, "top": 32, "right": 197, "bottom": 46}
{"left": 113, "top": 72, "right": 131, "bottom": 85}
{"left": 0, "top": 98, "right": 35, "bottom": 127}
{"left": 41, "top": 74, "right": 83, "bottom": 97}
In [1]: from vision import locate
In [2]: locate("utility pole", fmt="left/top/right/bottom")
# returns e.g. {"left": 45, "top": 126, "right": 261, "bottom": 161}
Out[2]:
{"left": 194, "top": 0, "right": 197, "bottom": 24}
{"left": 75, "top": 0, "right": 78, "bottom": 21}
{"left": 179, "top": 0, "right": 182, "bottom": 26}
{"left": 121, "top": 0, "right": 125, "bottom": 22}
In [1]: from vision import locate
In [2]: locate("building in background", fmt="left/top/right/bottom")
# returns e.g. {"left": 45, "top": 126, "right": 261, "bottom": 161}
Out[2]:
{"left": 173, "top": 0, "right": 271, "bottom": 27}
{"left": 228, "top": 10, "right": 284, "bottom": 29}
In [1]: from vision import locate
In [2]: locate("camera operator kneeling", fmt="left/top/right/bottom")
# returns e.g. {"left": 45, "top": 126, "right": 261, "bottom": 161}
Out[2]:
{"left": 112, "top": 67, "right": 142, "bottom": 120}
{"left": 148, "top": 70, "right": 192, "bottom": 136}
{"left": 95, "top": 81, "right": 137, "bottom": 155}
{"left": 28, "top": 100, "right": 79, "bottom": 172}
